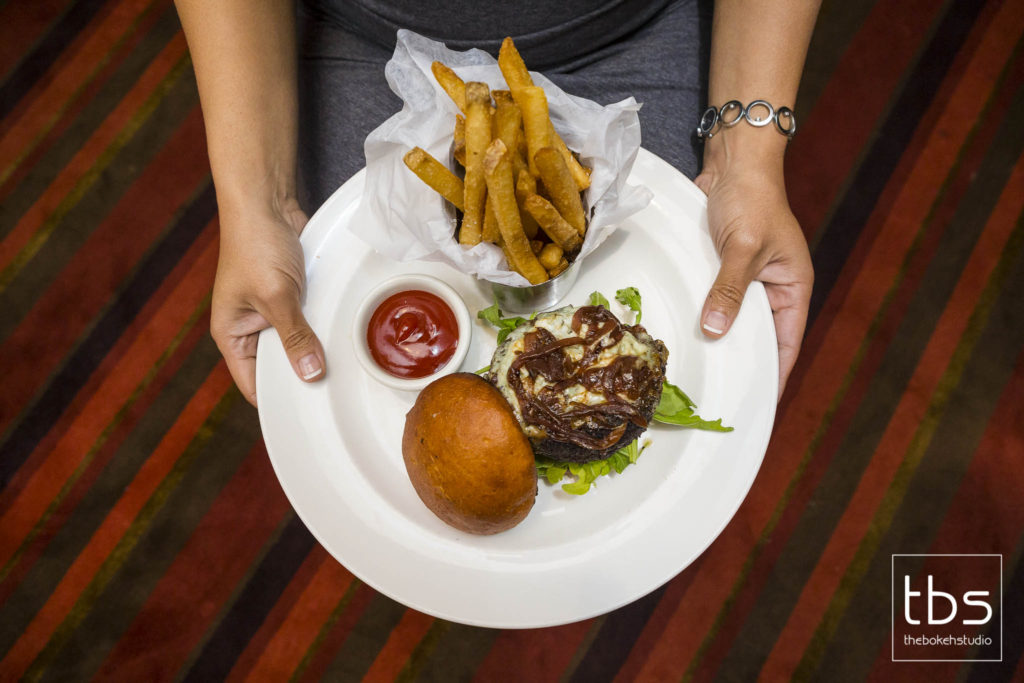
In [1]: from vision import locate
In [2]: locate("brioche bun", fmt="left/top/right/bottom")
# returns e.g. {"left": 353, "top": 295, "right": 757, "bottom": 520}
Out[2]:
{"left": 402, "top": 373, "right": 537, "bottom": 534}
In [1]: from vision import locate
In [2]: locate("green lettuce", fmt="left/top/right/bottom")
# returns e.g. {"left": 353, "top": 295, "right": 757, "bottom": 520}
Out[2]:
{"left": 536, "top": 439, "right": 650, "bottom": 495}
{"left": 588, "top": 291, "right": 610, "bottom": 308}
{"left": 615, "top": 287, "right": 642, "bottom": 323}
{"left": 654, "top": 380, "right": 733, "bottom": 432}
{"left": 477, "top": 300, "right": 529, "bottom": 344}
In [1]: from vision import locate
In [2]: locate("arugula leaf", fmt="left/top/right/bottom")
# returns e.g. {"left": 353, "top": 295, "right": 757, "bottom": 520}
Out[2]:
{"left": 474, "top": 365, "right": 490, "bottom": 375}
{"left": 537, "top": 461, "right": 567, "bottom": 485}
{"left": 589, "top": 291, "right": 610, "bottom": 308}
{"left": 536, "top": 439, "right": 650, "bottom": 495}
{"left": 477, "top": 300, "right": 529, "bottom": 344}
{"left": 654, "top": 380, "right": 733, "bottom": 432}
{"left": 561, "top": 473, "right": 595, "bottom": 496}
{"left": 615, "top": 287, "right": 642, "bottom": 323}
{"left": 656, "top": 380, "right": 695, "bottom": 414}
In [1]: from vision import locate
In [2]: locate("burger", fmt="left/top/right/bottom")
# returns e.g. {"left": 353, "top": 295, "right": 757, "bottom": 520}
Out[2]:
{"left": 487, "top": 304, "right": 669, "bottom": 463}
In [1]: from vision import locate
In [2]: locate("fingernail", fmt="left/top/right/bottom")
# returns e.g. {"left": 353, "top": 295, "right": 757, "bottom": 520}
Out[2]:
{"left": 299, "top": 354, "right": 323, "bottom": 380}
{"left": 702, "top": 311, "right": 728, "bottom": 335}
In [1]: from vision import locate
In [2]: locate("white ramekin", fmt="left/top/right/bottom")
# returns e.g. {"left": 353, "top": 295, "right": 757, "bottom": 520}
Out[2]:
{"left": 351, "top": 274, "right": 472, "bottom": 391}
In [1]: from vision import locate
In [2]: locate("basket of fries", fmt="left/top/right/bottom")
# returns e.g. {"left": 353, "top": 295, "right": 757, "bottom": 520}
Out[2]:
{"left": 354, "top": 30, "right": 652, "bottom": 312}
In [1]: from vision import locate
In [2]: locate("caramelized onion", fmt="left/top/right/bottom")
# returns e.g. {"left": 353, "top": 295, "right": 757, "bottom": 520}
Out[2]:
{"left": 507, "top": 306, "right": 659, "bottom": 451}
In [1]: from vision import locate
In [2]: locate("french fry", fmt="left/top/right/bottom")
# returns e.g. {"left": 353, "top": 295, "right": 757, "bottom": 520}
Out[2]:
{"left": 482, "top": 196, "right": 500, "bottom": 243}
{"left": 533, "top": 146, "right": 585, "bottom": 236}
{"left": 492, "top": 97, "right": 522, "bottom": 158}
{"left": 461, "top": 82, "right": 491, "bottom": 246}
{"left": 549, "top": 123, "right": 592, "bottom": 190}
{"left": 431, "top": 61, "right": 467, "bottom": 112}
{"left": 530, "top": 239, "right": 544, "bottom": 255}
{"left": 538, "top": 243, "right": 563, "bottom": 271}
{"left": 523, "top": 193, "right": 582, "bottom": 252}
{"left": 499, "top": 239, "right": 516, "bottom": 271}
{"left": 498, "top": 37, "right": 533, "bottom": 95}
{"left": 492, "top": 89, "right": 515, "bottom": 106}
{"left": 517, "top": 86, "right": 552, "bottom": 177}
{"left": 482, "top": 139, "right": 548, "bottom": 284}
{"left": 493, "top": 96, "right": 528, "bottom": 179}
{"left": 515, "top": 170, "right": 540, "bottom": 239}
{"left": 453, "top": 114, "right": 466, "bottom": 166}
{"left": 549, "top": 257, "right": 569, "bottom": 277}
{"left": 516, "top": 168, "right": 537, "bottom": 194}
{"left": 499, "top": 37, "right": 590, "bottom": 189}
{"left": 403, "top": 147, "right": 464, "bottom": 211}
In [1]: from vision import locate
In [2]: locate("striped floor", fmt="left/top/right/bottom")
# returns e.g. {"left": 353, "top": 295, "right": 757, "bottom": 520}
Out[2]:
{"left": 1, "top": 0, "right": 1022, "bottom": 680}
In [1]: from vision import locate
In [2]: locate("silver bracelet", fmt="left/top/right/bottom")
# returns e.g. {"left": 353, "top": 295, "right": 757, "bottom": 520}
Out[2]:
{"left": 695, "top": 100, "right": 797, "bottom": 140}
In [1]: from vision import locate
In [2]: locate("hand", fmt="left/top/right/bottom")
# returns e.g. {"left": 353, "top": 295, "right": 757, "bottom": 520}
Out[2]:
{"left": 210, "top": 197, "right": 326, "bottom": 406}
{"left": 694, "top": 159, "right": 813, "bottom": 399}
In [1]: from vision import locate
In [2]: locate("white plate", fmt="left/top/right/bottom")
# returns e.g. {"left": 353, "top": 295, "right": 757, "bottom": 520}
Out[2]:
{"left": 256, "top": 148, "right": 778, "bottom": 628}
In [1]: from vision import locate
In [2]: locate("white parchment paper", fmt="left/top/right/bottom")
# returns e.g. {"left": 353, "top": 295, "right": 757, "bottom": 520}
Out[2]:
{"left": 352, "top": 29, "right": 653, "bottom": 286}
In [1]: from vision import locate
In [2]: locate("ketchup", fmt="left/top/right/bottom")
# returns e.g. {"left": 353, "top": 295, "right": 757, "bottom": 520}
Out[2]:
{"left": 366, "top": 290, "right": 459, "bottom": 378}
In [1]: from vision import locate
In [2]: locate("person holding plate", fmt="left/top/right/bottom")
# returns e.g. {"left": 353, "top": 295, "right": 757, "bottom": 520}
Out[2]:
{"left": 174, "top": 0, "right": 819, "bottom": 405}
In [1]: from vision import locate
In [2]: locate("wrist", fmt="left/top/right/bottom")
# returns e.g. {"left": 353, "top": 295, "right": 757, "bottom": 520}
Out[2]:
{"left": 207, "top": 122, "right": 299, "bottom": 231}
{"left": 701, "top": 123, "right": 788, "bottom": 180}
{"left": 215, "top": 169, "right": 300, "bottom": 229}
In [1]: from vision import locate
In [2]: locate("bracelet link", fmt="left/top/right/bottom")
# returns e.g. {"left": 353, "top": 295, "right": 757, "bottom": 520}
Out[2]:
{"left": 695, "top": 100, "right": 796, "bottom": 140}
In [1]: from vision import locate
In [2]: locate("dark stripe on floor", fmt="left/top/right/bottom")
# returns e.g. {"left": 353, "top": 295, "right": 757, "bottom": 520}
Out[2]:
{"left": 321, "top": 595, "right": 410, "bottom": 682}
{"left": 0, "top": 180, "right": 214, "bottom": 487}
{"left": 569, "top": 587, "right": 667, "bottom": 682}
{"left": 180, "top": 513, "right": 317, "bottom": 683}
{"left": 405, "top": 621, "right": 498, "bottom": 683}
{"left": 0, "top": 333, "right": 220, "bottom": 658}
{"left": 806, "top": 0, "right": 988, "bottom": 327}
{"left": 793, "top": 0, "right": 877, "bottom": 117}
{"left": 0, "top": 0, "right": 108, "bottom": 121}
{"left": 0, "top": 57, "right": 198, "bottom": 344}
{"left": 967, "top": 541, "right": 1024, "bottom": 682}
{"left": 0, "top": 3, "right": 181, "bottom": 243}
{"left": 27, "top": 393, "right": 257, "bottom": 682}
{"left": 295, "top": 583, "right": 377, "bottom": 683}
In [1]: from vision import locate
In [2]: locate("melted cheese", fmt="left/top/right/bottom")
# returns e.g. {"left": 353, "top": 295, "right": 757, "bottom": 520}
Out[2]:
{"left": 489, "top": 306, "right": 666, "bottom": 439}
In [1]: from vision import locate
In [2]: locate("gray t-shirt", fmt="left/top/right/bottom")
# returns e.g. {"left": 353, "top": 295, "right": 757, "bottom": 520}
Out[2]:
{"left": 302, "top": 0, "right": 672, "bottom": 68}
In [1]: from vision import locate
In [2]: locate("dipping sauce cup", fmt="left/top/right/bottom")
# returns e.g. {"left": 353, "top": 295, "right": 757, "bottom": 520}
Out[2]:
{"left": 352, "top": 274, "right": 472, "bottom": 391}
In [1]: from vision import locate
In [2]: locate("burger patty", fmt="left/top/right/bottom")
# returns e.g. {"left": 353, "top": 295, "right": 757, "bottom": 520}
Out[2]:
{"left": 488, "top": 305, "right": 668, "bottom": 463}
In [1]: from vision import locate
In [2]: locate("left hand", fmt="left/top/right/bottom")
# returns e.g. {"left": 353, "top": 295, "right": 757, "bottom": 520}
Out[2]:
{"left": 694, "top": 156, "right": 814, "bottom": 399}
{"left": 211, "top": 197, "right": 325, "bottom": 406}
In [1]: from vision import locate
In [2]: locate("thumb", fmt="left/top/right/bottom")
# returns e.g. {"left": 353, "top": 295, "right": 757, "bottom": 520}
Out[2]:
{"left": 264, "top": 293, "right": 326, "bottom": 383}
{"left": 701, "top": 240, "right": 758, "bottom": 339}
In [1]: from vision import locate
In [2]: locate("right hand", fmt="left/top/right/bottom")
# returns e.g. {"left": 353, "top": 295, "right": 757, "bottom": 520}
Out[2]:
{"left": 210, "top": 197, "right": 326, "bottom": 406}
{"left": 694, "top": 124, "right": 814, "bottom": 400}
